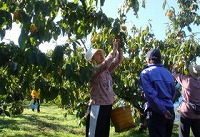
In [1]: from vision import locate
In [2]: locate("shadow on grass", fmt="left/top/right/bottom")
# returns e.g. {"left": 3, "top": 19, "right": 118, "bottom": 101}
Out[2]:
{"left": 0, "top": 109, "right": 84, "bottom": 136}
{"left": 0, "top": 104, "right": 180, "bottom": 137}
{"left": 110, "top": 122, "right": 179, "bottom": 137}
{"left": 125, "top": 130, "right": 148, "bottom": 137}
{"left": 30, "top": 115, "right": 82, "bottom": 135}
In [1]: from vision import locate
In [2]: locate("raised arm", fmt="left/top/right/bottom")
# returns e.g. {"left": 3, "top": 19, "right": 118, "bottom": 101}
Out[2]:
{"left": 108, "top": 40, "right": 123, "bottom": 73}
{"left": 92, "top": 39, "right": 119, "bottom": 77}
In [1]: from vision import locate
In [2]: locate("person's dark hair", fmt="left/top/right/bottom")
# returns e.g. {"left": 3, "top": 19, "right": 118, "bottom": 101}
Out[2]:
{"left": 150, "top": 59, "right": 161, "bottom": 64}
{"left": 146, "top": 49, "right": 162, "bottom": 64}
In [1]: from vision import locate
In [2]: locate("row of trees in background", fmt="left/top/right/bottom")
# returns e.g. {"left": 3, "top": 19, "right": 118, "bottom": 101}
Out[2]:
{"left": 0, "top": 0, "right": 200, "bottom": 130}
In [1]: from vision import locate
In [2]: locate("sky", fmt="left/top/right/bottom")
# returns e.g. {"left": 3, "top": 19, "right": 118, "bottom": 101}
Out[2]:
{"left": 102, "top": 0, "right": 172, "bottom": 39}
{"left": 102, "top": 0, "right": 200, "bottom": 40}
{"left": 2, "top": 0, "right": 200, "bottom": 63}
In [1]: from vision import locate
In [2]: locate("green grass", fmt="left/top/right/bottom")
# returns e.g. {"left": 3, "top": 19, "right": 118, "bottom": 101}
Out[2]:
{"left": 0, "top": 104, "right": 84, "bottom": 137}
{"left": 0, "top": 103, "right": 188, "bottom": 137}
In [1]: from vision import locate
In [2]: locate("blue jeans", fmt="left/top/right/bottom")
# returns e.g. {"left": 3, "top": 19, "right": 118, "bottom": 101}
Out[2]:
{"left": 147, "top": 107, "right": 175, "bottom": 137}
{"left": 179, "top": 113, "right": 200, "bottom": 137}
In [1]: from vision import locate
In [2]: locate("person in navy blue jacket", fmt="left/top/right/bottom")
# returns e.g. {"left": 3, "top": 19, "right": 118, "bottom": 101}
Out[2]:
{"left": 140, "top": 48, "right": 176, "bottom": 137}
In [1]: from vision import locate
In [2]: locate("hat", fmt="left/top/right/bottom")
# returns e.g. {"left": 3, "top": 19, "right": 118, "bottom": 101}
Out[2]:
{"left": 188, "top": 64, "right": 200, "bottom": 80}
{"left": 85, "top": 48, "right": 103, "bottom": 62}
{"left": 146, "top": 49, "right": 161, "bottom": 60}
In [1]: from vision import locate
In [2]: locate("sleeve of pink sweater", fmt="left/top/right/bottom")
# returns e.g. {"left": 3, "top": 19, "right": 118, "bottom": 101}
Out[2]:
{"left": 108, "top": 48, "right": 123, "bottom": 73}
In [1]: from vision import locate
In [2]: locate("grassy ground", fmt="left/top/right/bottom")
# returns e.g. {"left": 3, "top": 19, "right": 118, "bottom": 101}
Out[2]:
{"left": 0, "top": 103, "right": 188, "bottom": 137}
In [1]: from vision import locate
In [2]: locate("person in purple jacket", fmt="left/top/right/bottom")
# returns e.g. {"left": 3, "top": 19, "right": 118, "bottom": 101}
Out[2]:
{"left": 85, "top": 39, "right": 123, "bottom": 137}
{"left": 172, "top": 63, "right": 200, "bottom": 137}
{"left": 140, "top": 48, "right": 176, "bottom": 137}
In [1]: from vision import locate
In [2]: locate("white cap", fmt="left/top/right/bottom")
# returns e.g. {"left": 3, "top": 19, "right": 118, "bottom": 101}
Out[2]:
{"left": 85, "top": 48, "right": 103, "bottom": 62}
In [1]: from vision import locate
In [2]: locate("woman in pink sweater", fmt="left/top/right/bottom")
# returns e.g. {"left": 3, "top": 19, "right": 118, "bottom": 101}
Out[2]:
{"left": 85, "top": 39, "right": 123, "bottom": 137}
{"left": 172, "top": 63, "right": 200, "bottom": 137}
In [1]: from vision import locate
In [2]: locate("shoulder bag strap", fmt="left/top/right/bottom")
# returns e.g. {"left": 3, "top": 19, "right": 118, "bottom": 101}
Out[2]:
{"left": 183, "top": 100, "right": 196, "bottom": 109}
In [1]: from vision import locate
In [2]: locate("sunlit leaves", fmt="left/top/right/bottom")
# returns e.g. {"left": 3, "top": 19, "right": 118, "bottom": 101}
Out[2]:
{"left": 168, "top": 1, "right": 200, "bottom": 33}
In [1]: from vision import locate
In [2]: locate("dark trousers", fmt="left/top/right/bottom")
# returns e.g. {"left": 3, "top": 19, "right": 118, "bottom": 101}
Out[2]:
{"left": 179, "top": 113, "right": 200, "bottom": 137}
{"left": 86, "top": 105, "right": 112, "bottom": 137}
{"left": 32, "top": 98, "right": 40, "bottom": 112}
{"left": 147, "top": 107, "right": 175, "bottom": 137}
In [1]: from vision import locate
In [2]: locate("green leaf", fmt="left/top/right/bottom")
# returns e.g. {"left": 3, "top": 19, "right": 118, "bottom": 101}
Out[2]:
{"left": 0, "top": 78, "right": 7, "bottom": 95}
{"left": 0, "top": 29, "right": 5, "bottom": 40}
{"left": 162, "top": 0, "right": 166, "bottom": 10}
{"left": 100, "top": 0, "right": 105, "bottom": 6}
{"left": 131, "top": 0, "right": 139, "bottom": 14}
{"left": 18, "top": 32, "right": 28, "bottom": 50}
{"left": 72, "top": 42, "right": 77, "bottom": 51}
{"left": 26, "top": 48, "right": 37, "bottom": 65}
{"left": 142, "top": 0, "right": 146, "bottom": 8}
{"left": 60, "top": 88, "right": 70, "bottom": 105}
{"left": 0, "top": 108, "right": 2, "bottom": 115}
{"left": 41, "top": 2, "right": 51, "bottom": 17}
{"left": 187, "top": 26, "right": 192, "bottom": 32}
{"left": 35, "top": 1, "right": 44, "bottom": 14}
{"left": 48, "top": 86, "right": 59, "bottom": 100}
{"left": 52, "top": 46, "right": 64, "bottom": 67}
{"left": 0, "top": 10, "right": 12, "bottom": 29}
{"left": 89, "top": 0, "right": 94, "bottom": 6}
{"left": 4, "top": 110, "right": 10, "bottom": 117}
{"left": 36, "top": 52, "right": 48, "bottom": 66}
{"left": 19, "top": 11, "right": 30, "bottom": 23}
{"left": 9, "top": 62, "right": 18, "bottom": 72}
{"left": 68, "top": 12, "right": 77, "bottom": 26}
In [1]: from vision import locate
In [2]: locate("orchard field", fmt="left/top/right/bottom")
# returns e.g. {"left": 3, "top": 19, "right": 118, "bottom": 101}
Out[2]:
{"left": 1, "top": 103, "right": 186, "bottom": 137}
{"left": 1, "top": 0, "right": 200, "bottom": 131}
